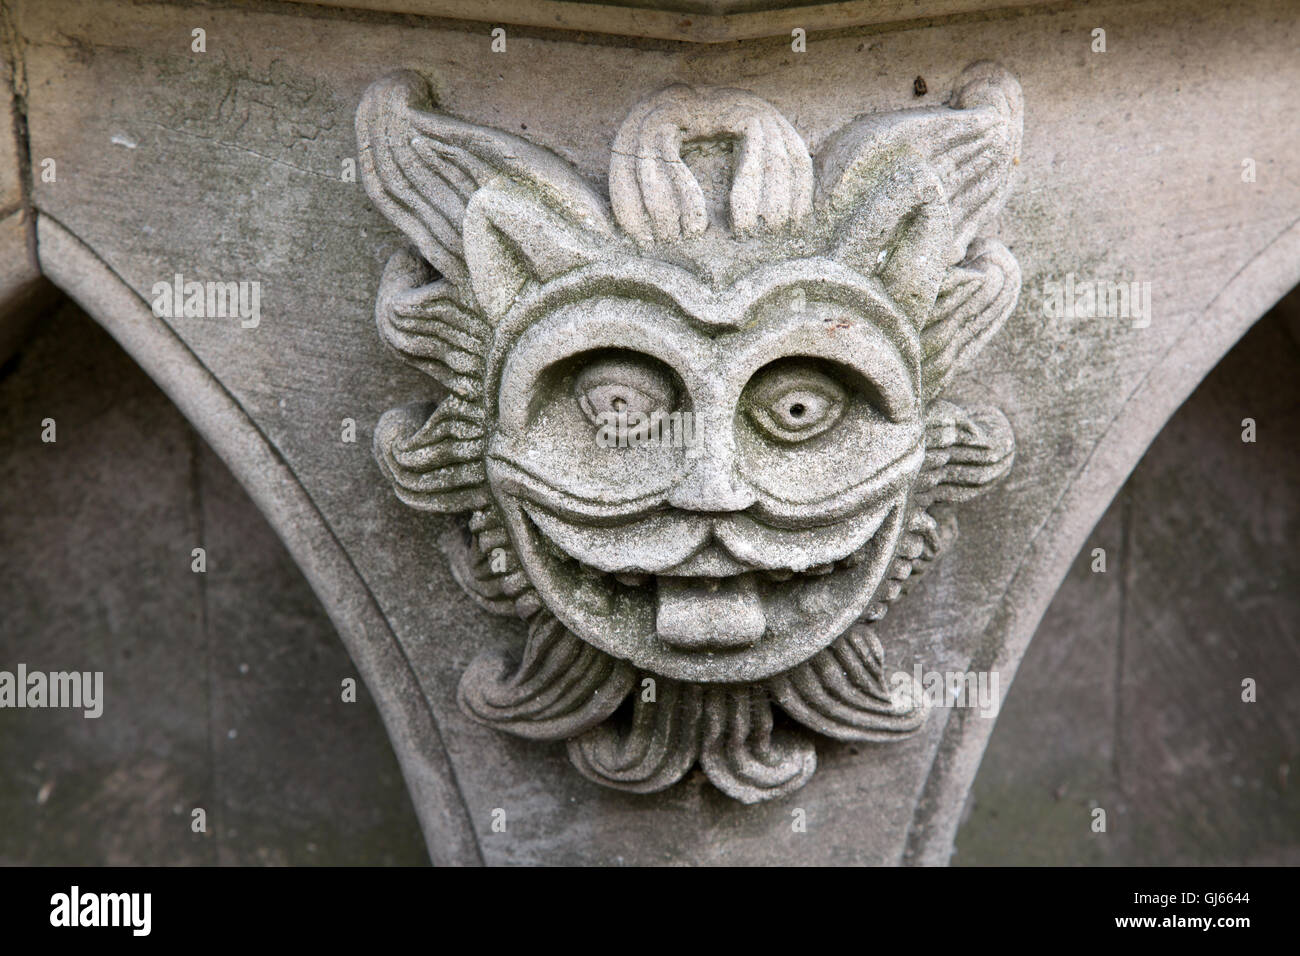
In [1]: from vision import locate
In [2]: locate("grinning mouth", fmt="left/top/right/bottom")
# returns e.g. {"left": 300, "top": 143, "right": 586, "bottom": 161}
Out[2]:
{"left": 522, "top": 503, "right": 889, "bottom": 652}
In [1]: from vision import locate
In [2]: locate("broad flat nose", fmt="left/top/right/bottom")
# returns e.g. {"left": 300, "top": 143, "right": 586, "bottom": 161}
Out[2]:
{"left": 668, "top": 450, "right": 757, "bottom": 512}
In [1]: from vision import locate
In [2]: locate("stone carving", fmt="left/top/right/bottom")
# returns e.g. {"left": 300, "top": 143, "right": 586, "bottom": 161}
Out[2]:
{"left": 356, "top": 63, "right": 1022, "bottom": 802}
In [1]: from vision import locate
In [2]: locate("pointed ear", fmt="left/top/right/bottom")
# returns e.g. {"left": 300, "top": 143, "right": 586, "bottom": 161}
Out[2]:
{"left": 461, "top": 180, "right": 615, "bottom": 321}
{"left": 356, "top": 71, "right": 615, "bottom": 307}
{"left": 826, "top": 150, "right": 952, "bottom": 321}
{"left": 819, "top": 62, "right": 1022, "bottom": 265}
{"left": 922, "top": 238, "right": 1020, "bottom": 401}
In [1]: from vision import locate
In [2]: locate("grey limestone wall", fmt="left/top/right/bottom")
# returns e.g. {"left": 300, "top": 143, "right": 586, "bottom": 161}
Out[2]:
{"left": 0, "top": 298, "right": 425, "bottom": 865}
{"left": 2, "top": 287, "right": 1293, "bottom": 864}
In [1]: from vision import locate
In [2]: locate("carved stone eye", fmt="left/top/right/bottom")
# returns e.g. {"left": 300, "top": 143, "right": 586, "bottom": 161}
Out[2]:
{"left": 574, "top": 354, "right": 677, "bottom": 426}
{"left": 745, "top": 362, "right": 847, "bottom": 443}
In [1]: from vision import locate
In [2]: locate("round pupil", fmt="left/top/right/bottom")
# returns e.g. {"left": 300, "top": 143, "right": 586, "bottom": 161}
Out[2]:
{"left": 788, "top": 402, "right": 806, "bottom": 418}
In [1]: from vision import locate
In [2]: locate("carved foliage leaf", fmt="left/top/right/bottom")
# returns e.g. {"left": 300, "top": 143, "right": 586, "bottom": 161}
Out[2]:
{"left": 818, "top": 62, "right": 1022, "bottom": 265}
{"left": 609, "top": 84, "right": 813, "bottom": 246}
{"left": 458, "top": 613, "right": 636, "bottom": 740}
{"left": 862, "top": 506, "right": 958, "bottom": 623}
{"left": 699, "top": 685, "right": 817, "bottom": 803}
{"left": 768, "top": 627, "right": 928, "bottom": 742}
{"left": 922, "top": 238, "right": 1021, "bottom": 402}
{"left": 373, "top": 397, "right": 489, "bottom": 513}
{"left": 568, "top": 681, "right": 817, "bottom": 803}
{"left": 440, "top": 524, "right": 523, "bottom": 618}
{"left": 917, "top": 400, "right": 1015, "bottom": 506}
{"left": 376, "top": 248, "right": 490, "bottom": 400}
{"left": 445, "top": 506, "right": 542, "bottom": 618}
{"left": 567, "top": 679, "right": 704, "bottom": 794}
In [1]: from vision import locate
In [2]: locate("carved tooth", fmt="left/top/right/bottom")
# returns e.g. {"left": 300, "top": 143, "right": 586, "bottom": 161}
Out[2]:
{"left": 765, "top": 569, "right": 794, "bottom": 581}
{"left": 896, "top": 533, "right": 925, "bottom": 560}
{"left": 864, "top": 602, "right": 888, "bottom": 622}
{"left": 615, "top": 572, "right": 649, "bottom": 587}
{"left": 806, "top": 562, "right": 835, "bottom": 576}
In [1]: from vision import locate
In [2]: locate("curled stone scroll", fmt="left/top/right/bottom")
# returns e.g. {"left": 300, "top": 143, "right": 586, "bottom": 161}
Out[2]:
{"left": 356, "top": 63, "right": 1022, "bottom": 802}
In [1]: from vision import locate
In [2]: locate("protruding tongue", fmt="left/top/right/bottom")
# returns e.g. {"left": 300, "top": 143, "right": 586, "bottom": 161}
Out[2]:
{"left": 655, "top": 575, "right": 766, "bottom": 649}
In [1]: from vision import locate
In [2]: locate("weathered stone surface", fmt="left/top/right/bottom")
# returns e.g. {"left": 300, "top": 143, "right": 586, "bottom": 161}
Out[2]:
{"left": 0, "top": 301, "right": 427, "bottom": 865}
{"left": 0, "top": 25, "right": 55, "bottom": 364}
{"left": 4, "top": 0, "right": 1298, "bottom": 863}
{"left": 957, "top": 296, "right": 1300, "bottom": 865}
{"left": 356, "top": 65, "right": 1021, "bottom": 801}
{"left": 3, "top": 289, "right": 1291, "bottom": 865}
{"left": 291, "top": 0, "right": 1060, "bottom": 44}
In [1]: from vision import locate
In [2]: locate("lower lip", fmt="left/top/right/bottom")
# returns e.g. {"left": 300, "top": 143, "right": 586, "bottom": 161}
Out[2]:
{"left": 508, "top": 499, "right": 904, "bottom": 683}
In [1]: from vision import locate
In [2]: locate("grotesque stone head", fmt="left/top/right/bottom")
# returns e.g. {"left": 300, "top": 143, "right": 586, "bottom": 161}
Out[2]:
{"left": 357, "top": 64, "right": 1021, "bottom": 802}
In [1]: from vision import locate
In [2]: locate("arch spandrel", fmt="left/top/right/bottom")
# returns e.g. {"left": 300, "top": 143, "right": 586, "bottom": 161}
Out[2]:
{"left": 7, "top": 0, "right": 1299, "bottom": 863}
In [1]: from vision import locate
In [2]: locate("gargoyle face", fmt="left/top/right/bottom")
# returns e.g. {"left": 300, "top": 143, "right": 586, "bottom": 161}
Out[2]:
{"left": 357, "top": 66, "right": 1023, "bottom": 802}
{"left": 485, "top": 262, "right": 924, "bottom": 681}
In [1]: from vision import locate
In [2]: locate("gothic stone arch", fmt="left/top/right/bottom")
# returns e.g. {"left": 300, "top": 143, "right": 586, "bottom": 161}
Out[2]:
{"left": 3, "top": 0, "right": 1298, "bottom": 864}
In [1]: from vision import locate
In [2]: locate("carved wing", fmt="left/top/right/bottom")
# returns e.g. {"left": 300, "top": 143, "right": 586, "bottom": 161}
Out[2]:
{"left": 922, "top": 238, "right": 1021, "bottom": 402}
{"left": 356, "top": 71, "right": 615, "bottom": 305}
{"left": 819, "top": 64, "right": 1023, "bottom": 398}
{"left": 359, "top": 73, "right": 624, "bottom": 514}
{"left": 818, "top": 61, "right": 1023, "bottom": 265}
